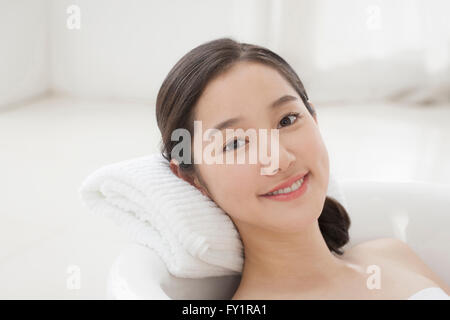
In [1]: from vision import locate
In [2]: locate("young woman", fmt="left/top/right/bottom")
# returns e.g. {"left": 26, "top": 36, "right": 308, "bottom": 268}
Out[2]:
{"left": 155, "top": 38, "right": 450, "bottom": 300}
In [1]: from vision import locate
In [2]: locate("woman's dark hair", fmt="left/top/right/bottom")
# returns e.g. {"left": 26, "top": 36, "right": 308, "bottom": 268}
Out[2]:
{"left": 155, "top": 37, "right": 351, "bottom": 255}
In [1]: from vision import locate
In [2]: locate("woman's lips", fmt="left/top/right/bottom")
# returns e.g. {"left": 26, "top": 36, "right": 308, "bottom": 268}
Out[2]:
{"left": 261, "top": 171, "right": 309, "bottom": 195}
{"left": 260, "top": 172, "right": 310, "bottom": 201}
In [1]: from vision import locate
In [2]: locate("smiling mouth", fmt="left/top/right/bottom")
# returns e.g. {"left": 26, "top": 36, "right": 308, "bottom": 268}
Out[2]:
{"left": 260, "top": 171, "right": 309, "bottom": 196}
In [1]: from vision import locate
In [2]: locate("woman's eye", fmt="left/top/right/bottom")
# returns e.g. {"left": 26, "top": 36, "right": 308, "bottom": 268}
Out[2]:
{"left": 277, "top": 112, "right": 301, "bottom": 129}
{"left": 223, "top": 138, "right": 246, "bottom": 152}
{"left": 222, "top": 113, "right": 302, "bottom": 152}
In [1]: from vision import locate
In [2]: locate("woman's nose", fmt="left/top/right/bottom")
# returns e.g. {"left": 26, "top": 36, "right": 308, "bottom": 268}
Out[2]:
{"left": 261, "top": 145, "right": 296, "bottom": 176}
{"left": 277, "top": 147, "right": 296, "bottom": 173}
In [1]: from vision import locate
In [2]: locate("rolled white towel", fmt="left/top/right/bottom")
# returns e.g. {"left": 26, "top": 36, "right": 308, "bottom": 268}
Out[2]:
{"left": 79, "top": 153, "right": 347, "bottom": 278}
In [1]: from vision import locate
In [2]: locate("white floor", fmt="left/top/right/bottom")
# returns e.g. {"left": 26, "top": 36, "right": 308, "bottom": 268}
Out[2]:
{"left": 0, "top": 95, "right": 449, "bottom": 299}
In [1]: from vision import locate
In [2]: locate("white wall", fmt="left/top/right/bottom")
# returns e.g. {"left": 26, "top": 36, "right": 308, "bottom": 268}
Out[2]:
{"left": 0, "top": 0, "right": 49, "bottom": 109}
{"left": 0, "top": 0, "right": 448, "bottom": 107}
{"left": 273, "top": 0, "right": 450, "bottom": 103}
{"left": 48, "top": 0, "right": 450, "bottom": 104}
{"left": 49, "top": 0, "right": 274, "bottom": 103}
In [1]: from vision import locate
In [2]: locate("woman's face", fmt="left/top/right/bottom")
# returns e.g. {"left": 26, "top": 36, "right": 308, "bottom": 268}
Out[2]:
{"left": 189, "top": 61, "right": 330, "bottom": 233}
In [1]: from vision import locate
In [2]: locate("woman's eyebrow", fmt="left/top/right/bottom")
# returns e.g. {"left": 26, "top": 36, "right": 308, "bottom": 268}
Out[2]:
{"left": 207, "top": 94, "right": 298, "bottom": 138}
{"left": 270, "top": 94, "right": 298, "bottom": 109}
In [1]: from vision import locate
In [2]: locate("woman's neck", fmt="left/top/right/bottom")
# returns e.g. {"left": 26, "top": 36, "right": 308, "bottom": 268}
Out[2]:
{"left": 237, "top": 220, "right": 353, "bottom": 293}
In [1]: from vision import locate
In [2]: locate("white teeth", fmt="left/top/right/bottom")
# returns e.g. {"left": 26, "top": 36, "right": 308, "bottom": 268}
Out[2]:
{"left": 266, "top": 177, "right": 304, "bottom": 196}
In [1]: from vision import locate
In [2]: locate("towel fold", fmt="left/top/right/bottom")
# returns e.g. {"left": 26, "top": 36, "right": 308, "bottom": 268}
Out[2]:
{"left": 79, "top": 153, "right": 244, "bottom": 278}
{"left": 79, "top": 153, "right": 347, "bottom": 278}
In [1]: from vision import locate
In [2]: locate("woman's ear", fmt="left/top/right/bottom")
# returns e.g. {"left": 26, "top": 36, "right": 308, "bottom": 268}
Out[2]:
{"left": 170, "top": 159, "right": 194, "bottom": 185}
{"left": 169, "top": 159, "right": 181, "bottom": 177}
{"left": 169, "top": 159, "right": 210, "bottom": 198}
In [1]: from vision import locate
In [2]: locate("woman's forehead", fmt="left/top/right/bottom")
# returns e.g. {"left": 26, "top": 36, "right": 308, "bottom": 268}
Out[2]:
{"left": 194, "top": 62, "right": 300, "bottom": 123}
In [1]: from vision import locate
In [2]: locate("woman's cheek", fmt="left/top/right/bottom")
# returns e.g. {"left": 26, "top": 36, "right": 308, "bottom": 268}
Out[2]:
{"left": 303, "top": 129, "right": 330, "bottom": 196}
{"left": 211, "top": 165, "right": 254, "bottom": 203}
{"left": 229, "top": 165, "right": 255, "bottom": 194}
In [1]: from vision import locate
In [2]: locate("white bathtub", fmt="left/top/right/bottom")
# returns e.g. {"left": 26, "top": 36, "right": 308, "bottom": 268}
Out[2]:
{"left": 106, "top": 179, "right": 450, "bottom": 299}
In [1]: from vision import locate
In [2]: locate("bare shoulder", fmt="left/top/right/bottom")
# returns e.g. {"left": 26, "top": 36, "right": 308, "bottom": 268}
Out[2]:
{"left": 347, "top": 237, "right": 410, "bottom": 256}
{"left": 349, "top": 237, "right": 433, "bottom": 268}
{"left": 347, "top": 237, "right": 450, "bottom": 295}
